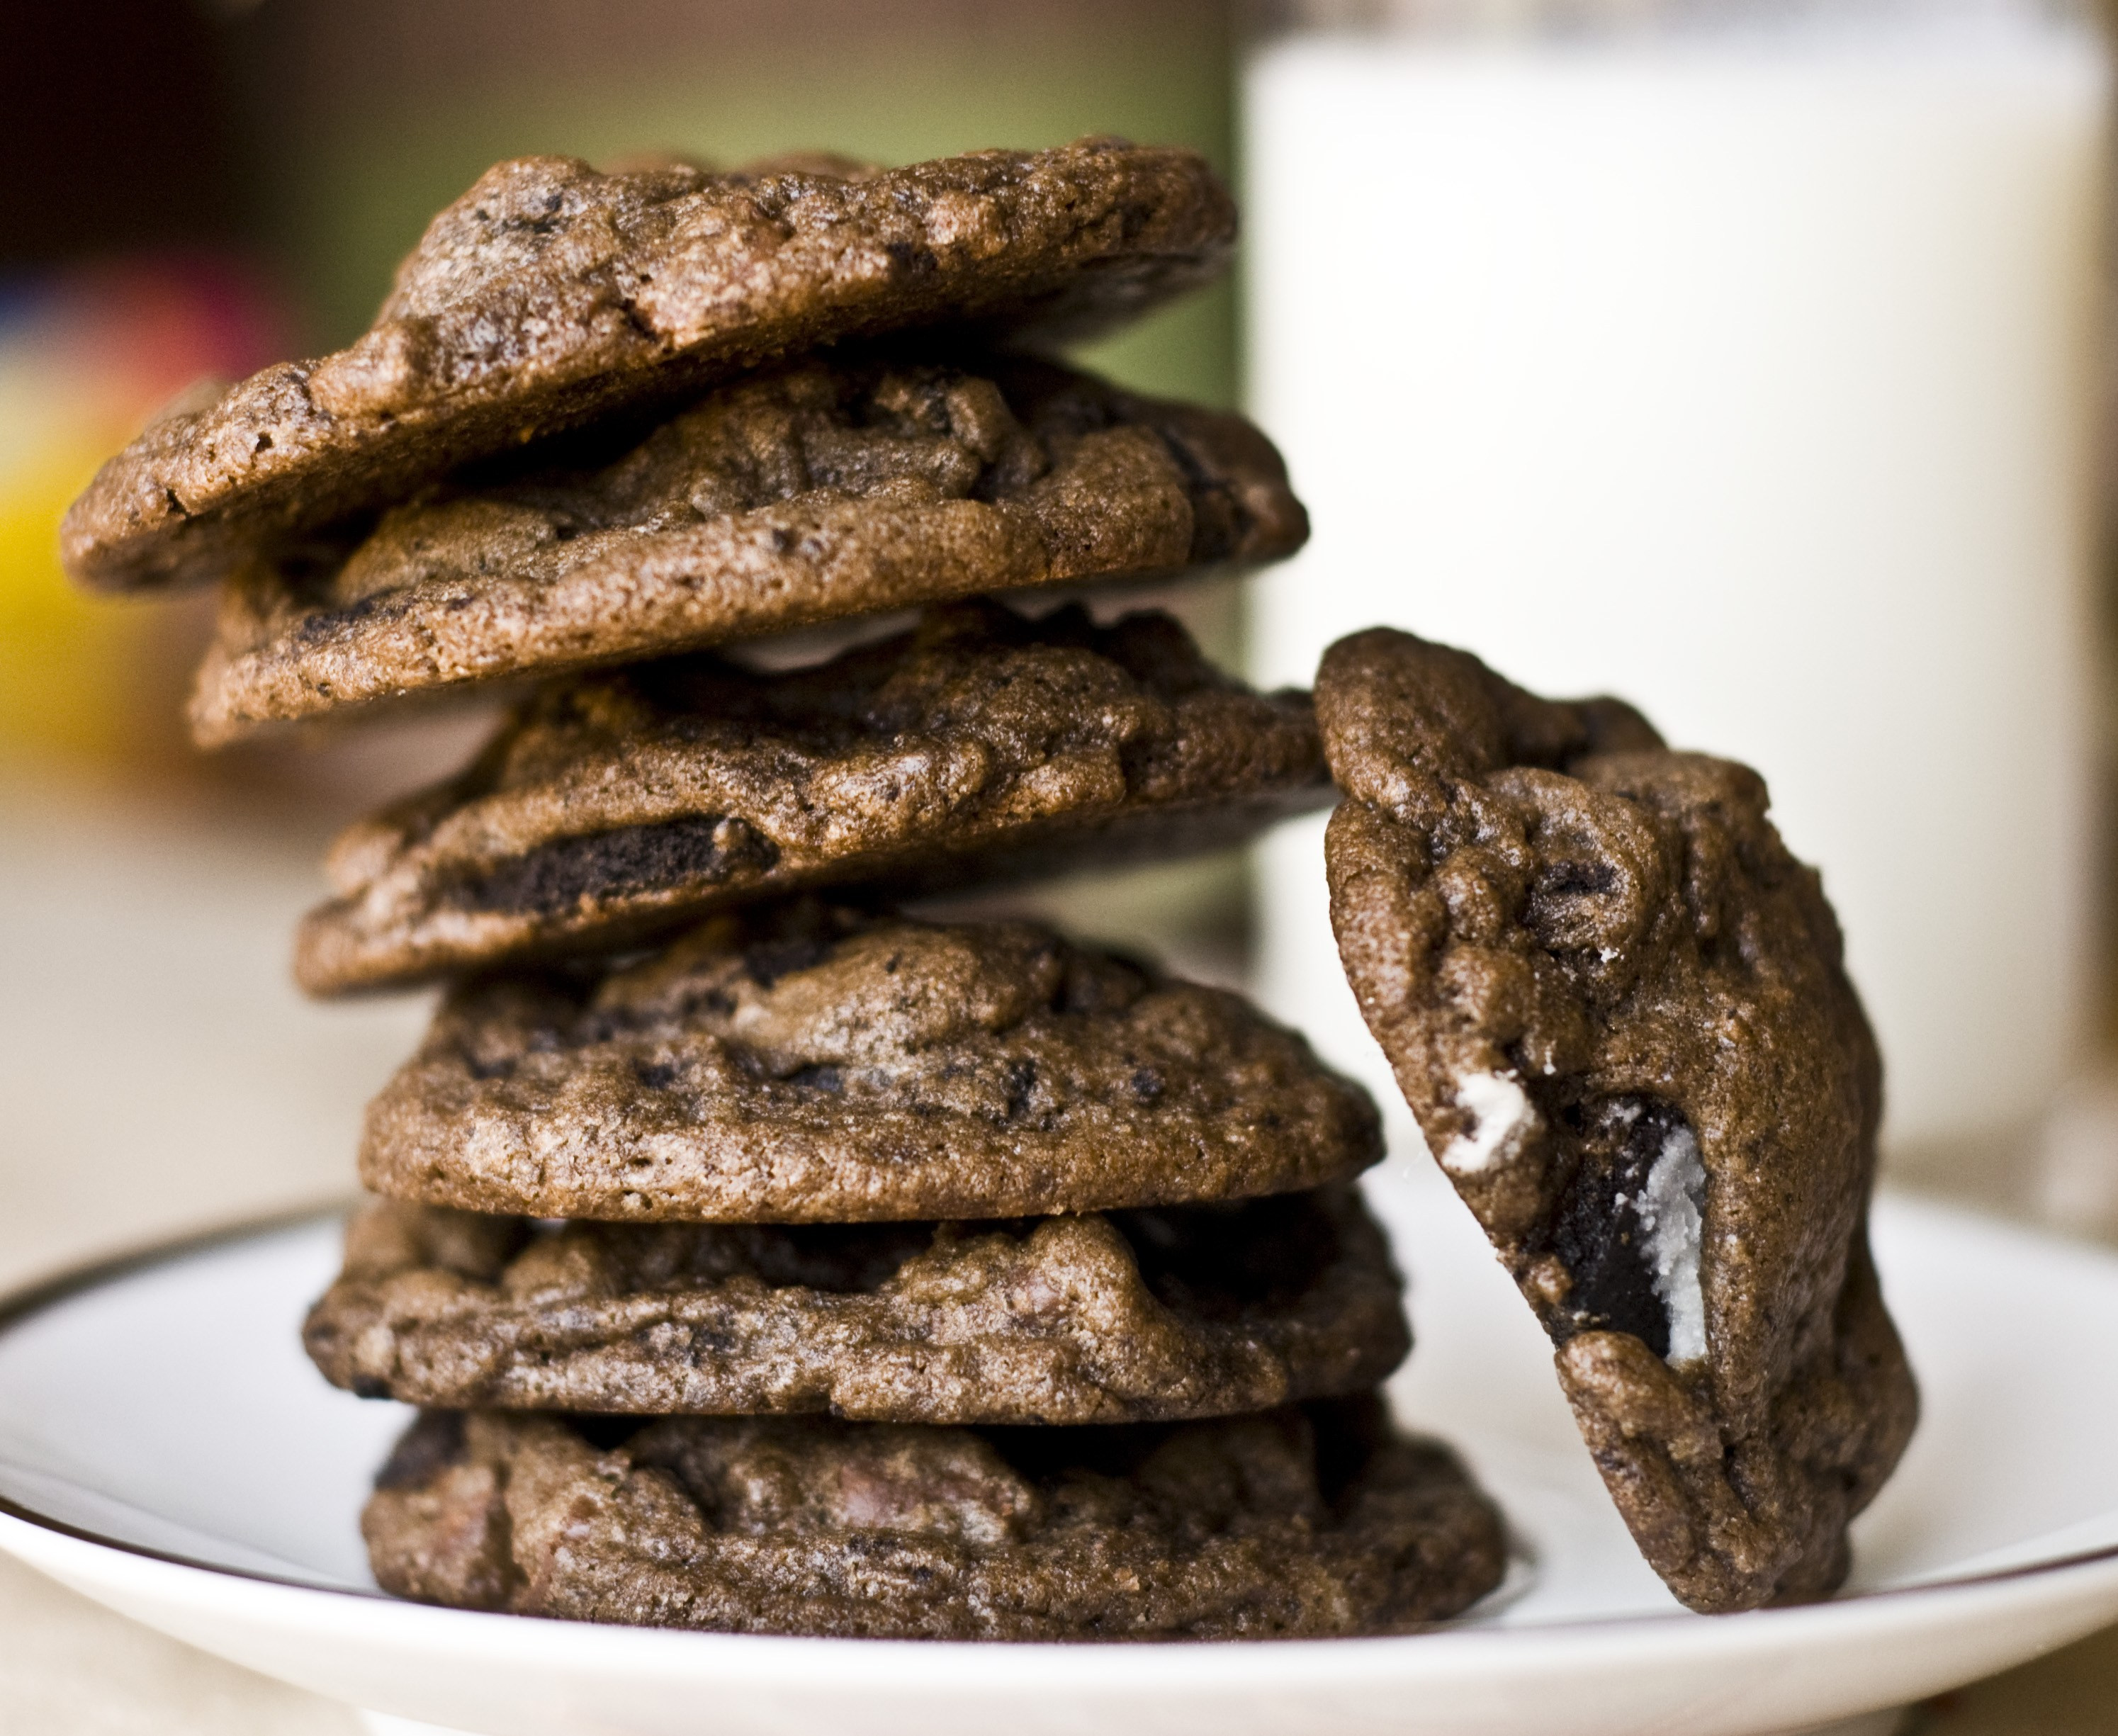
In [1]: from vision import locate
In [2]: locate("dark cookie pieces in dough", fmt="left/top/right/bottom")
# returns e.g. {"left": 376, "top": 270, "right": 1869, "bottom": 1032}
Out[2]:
{"left": 295, "top": 597, "right": 1329, "bottom": 994}
{"left": 188, "top": 355, "right": 1305, "bottom": 743}
{"left": 65, "top": 142, "right": 1237, "bottom": 594}
{"left": 362, "top": 1397, "right": 1505, "bottom": 1638}
{"left": 1316, "top": 627, "right": 1916, "bottom": 1613}
{"left": 304, "top": 1184, "right": 1409, "bottom": 1424}
{"left": 359, "top": 902, "right": 1383, "bottom": 1223}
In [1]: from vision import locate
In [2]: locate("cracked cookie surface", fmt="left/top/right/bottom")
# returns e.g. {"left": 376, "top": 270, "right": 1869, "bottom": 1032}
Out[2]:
{"left": 362, "top": 1397, "right": 1506, "bottom": 1638}
{"left": 360, "top": 901, "right": 1382, "bottom": 1222}
{"left": 65, "top": 141, "right": 1237, "bottom": 594}
{"left": 188, "top": 354, "right": 1303, "bottom": 742}
{"left": 305, "top": 1184, "right": 1407, "bottom": 1425}
{"left": 295, "top": 597, "right": 1327, "bottom": 994}
{"left": 1316, "top": 626, "right": 1916, "bottom": 1614}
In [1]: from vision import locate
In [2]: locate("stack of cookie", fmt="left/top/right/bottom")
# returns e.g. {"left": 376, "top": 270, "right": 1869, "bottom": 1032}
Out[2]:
{"left": 64, "top": 142, "right": 1506, "bottom": 1638}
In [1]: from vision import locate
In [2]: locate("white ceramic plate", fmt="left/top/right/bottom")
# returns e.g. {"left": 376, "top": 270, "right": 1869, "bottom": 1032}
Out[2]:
{"left": 1, "top": 1160, "right": 2114, "bottom": 1736}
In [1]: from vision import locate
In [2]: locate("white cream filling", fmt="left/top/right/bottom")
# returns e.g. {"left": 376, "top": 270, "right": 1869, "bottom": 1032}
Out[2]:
{"left": 1632, "top": 1123, "right": 1708, "bottom": 1365}
{"left": 1441, "top": 1071, "right": 1536, "bottom": 1175}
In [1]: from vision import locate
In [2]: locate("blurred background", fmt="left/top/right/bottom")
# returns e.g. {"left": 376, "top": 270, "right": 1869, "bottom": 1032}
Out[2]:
{"left": 4, "top": 1, "right": 2118, "bottom": 1725}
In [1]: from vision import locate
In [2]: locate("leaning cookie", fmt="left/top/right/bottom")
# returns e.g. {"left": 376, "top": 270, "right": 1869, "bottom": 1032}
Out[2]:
{"left": 1315, "top": 627, "right": 1916, "bottom": 1614}
{"left": 64, "top": 141, "right": 1237, "bottom": 594}
{"left": 188, "top": 355, "right": 1305, "bottom": 744}
{"left": 304, "top": 1184, "right": 1407, "bottom": 1425}
{"left": 363, "top": 1397, "right": 1505, "bottom": 1638}
{"left": 295, "top": 598, "right": 1327, "bottom": 995}
{"left": 360, "top": 901, "right": 1382, "bottom": 1223}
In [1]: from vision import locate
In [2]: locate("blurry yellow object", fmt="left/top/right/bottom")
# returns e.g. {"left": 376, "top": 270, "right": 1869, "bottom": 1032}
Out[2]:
{"left": 0, "top": 444, "right": 156, "bottom": 762}
{"left": 0, "top": 260, "right": 286, "bottom": 771}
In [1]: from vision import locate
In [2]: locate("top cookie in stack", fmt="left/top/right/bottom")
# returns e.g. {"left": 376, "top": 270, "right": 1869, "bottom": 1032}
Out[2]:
{"left": 65, "top": 141, "right": 1511, "bottom": 1641}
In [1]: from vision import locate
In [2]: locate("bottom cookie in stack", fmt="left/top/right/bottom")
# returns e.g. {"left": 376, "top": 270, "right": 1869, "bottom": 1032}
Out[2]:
{"left": 363, "top": 1399, "right": 1504, "bottom": 1640}
{"left": 313, "top": 901, "right": 1511, "bottom": 1638}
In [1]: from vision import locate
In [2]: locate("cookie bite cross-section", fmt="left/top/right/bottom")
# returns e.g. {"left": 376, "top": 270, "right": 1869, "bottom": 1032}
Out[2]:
{"left": 1315, "top": 626, "right": 1917, "bottom": 1614}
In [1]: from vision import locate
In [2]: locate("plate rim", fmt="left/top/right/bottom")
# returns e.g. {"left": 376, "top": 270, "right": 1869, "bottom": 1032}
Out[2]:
{"left": 2, "top": 1195, "right": 2116, "bottom": 1646}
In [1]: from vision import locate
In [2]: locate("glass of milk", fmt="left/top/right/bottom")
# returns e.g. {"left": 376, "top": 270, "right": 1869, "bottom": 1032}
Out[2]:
{"left": 1245, "top": 0, "right": 2111, "bottom": 1173}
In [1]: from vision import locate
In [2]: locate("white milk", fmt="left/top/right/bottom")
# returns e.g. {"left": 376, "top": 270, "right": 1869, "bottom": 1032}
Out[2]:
{"left": 1245, "top": 16, "right": 2110, "bottom": 1154}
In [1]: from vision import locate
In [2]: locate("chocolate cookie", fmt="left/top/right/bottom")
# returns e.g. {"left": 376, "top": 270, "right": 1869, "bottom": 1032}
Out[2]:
{"left": 305, "top": 1183, "right": 1407, "bottom": 1425}
{"left": 1315, "top": 627, "right": 1916, "bottom": 1614}
{"left": 64, "top": 142, "right": 1237, "bottom": 594}
{"left": 295, "top": 598, "right": 1327, "bottom": 994}
{"left": 361, "top": 902, "right": 1382, "bottom": 1222}
{"left": 187, "top": 355, "right": 1305, "bottom": 743}
{"left": 362, "top": 1397, "right": 1505, "bottom": 1638}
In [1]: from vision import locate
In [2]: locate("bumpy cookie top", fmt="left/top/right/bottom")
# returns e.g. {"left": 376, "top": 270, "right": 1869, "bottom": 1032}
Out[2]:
{"left": 1317, "top": 628, "right": 1915, "bottom": 1613}
{"left": 187, "top": 353, "right": 1305, "bottom": 742}
{"left": 303, "top": 1185, "right": 1409, "bottom": 1425}
{"left": 295, "top": 598, "right": 1329, "bottom": 994}
{"left": 360, "top": 901, "right": 1382, "bottom": 1222}
{"left": 64, "top": 140, "right": 1237, "bottom": 592}
{"left": 362, "top": 1398, "right": 1506, "bottom": 1638}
